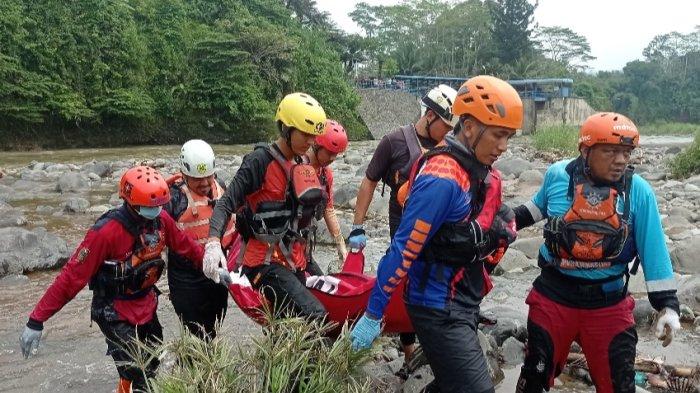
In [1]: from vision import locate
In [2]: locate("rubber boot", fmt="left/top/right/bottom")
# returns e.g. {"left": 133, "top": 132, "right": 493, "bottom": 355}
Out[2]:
{"left": 116, "top": 378, "right": 132, "bottom": 393}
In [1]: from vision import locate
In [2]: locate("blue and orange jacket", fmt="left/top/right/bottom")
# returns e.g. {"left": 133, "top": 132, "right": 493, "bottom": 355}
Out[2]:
{"left": 366, "top": 137, "right": 491, "bottom": 318}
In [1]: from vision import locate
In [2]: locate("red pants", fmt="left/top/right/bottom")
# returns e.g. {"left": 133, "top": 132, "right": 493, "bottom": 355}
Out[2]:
{"left": 517, "top": 288, "right": 637, "bottom": 393}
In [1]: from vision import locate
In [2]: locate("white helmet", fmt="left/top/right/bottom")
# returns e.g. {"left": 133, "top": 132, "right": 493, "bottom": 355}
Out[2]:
{"left": 420, "top": 84, "right": 458, "bottom": 128}
{"left": 180, "top": 139, "right": 216, "bottom": 178}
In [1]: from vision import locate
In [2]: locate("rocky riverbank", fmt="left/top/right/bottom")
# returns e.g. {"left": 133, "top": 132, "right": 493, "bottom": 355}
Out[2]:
{"left": 1, "top": 136, "right": 699, "bottom": 392}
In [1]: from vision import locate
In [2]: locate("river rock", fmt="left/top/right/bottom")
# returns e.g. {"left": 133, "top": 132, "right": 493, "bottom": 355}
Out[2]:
{"left": 20, "top": 169, "right": 50, "bottom": 182}
{"left": 494, "top": 158, "right": 533, "bottom": 177}
{"left": 501, "top": 336, "right": 526, "bottom": 366}
{"left": 510, "top": 237, "right": 543, "bottom": 259}
{"left": 0, "top": 202, "right": 27, "bottom": 228}
{"left": 344, "top": 154, "right": 363, "bottom": 165}
{"left": 0, "top": 273, "right": 30, "bottom": 286}
{"left": 82, "top": 161, "right": 111, "bottom": 178}
{"left": 685, "top": 183, "right": 700, "bottom": 192}
{"left": 481, "top": 306, "right": 528, "bottom": 346}
{"left": 670, "top": 238, "right": 700, "bottom": 274}
{"left": 402, "top": 365, "right": 434, "bottom": 393}
{"left": 63, "top": 197, "right": 90, "bottom": 213}
{"left": 668, "top": 206, "right": 694, "bottom": 221}
{"left": 633, "top": 299, "right": 656, "bottom": 327}
{"left": 87, "top": 204, "right": 111, "bottom": 215}
{"left": 35, "top": 205, "right": 54, "bottom": 214}
{"left": 677, "top": 275, "right": 700, "bottom": 312}
{"left": 333, "top": 182, "right": 360, "bottom": 208}
{"left": 663, "top": 215, "right": 693, "bottom": 231}
{"left": 679, "top": 304, "right": 695, "bottom": 322}
{"left": 108, "top": 192, "right": 123, "bottom": 206}
{"left": 518, "top": 170, "right": 544, "bottom": 186}
{"left": 46, "top": 163, "right": 69, "bottom": 172}
{"left": 687, "top": 175, "right": 700, "bottom": 188}
{"left": 56, "top": 172, "right": 90, "bottom": 193}
{"left": 493, "top": 248, "right": 534, "bottom": 275}
{"left": 478, "top": 329, "right": 504, "bottom": 385}
{"left": 367, "top": 190, "right": 390, "bottom": 217}
{"left": 0, "top": 227, "right": 69, "bottom": 276}
{"left": 355, "top": 162, "right": 370, "bottom": 177}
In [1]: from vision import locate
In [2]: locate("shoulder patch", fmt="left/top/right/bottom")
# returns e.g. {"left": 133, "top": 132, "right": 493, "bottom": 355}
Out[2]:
{"left": 419, "top": 155, "right": 470, "bottom": 191}
{"left": 76, "top": 247, "right": 90, "bottom": 263}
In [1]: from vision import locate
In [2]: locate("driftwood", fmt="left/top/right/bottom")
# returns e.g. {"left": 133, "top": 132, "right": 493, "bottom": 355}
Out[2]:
{"left": 566, "top": 353, "right": 700, "bottom": 393}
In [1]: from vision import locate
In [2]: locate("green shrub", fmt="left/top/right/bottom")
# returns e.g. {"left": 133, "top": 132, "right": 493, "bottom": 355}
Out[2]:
{"left": 670, "top": 132, "right": 700, "bottom": 178}
{"left": 639, "top": 121, "right": 700, "bottom": 136}
{"left": 127, "top": 313, "right": 372, "bottom": 393}
{"left": 532, "top": 124, "right": 579, "bottom": 155}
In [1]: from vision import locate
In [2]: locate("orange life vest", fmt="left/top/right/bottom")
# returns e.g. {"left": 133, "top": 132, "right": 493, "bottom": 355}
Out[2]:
{"left": 168, "top": 173, "right": 236, "bottom": 249}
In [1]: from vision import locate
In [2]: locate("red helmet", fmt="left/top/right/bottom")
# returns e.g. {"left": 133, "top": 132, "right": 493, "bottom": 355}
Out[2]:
{"left": 119, "top": 166, "right": 170, "bottom": 207}
{"left": 315, "top": 119, "right": 349, "bottom": 154}
{"left": 579, "top": 112, "right": 639, "bottom": 149}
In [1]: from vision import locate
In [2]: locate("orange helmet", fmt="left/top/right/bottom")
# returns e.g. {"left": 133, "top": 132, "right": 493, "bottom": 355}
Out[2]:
{"left": 579, "top": 112, "right": 639, "bottom": 149}
{"left": 119, "top": 166, "right": 170, "bottom": 207}
{"left": 452, "top": 75, "right": 523, "bottom": 130}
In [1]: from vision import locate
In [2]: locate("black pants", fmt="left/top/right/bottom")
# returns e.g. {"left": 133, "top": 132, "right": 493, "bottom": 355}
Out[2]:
{"left": 407, "top": 304, "right": 494, "bottom": 393}
{"left": 243, "top": 261, "right": 327, "bottom": 321}
{"left": 96, "top": 315, "right": 163, "bottom": 392}
{"left": 169, "top": 279, "right": 228, "bottom": 340}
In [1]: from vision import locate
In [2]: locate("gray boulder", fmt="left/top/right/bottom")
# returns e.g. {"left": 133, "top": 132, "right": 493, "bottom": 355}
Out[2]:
{"left": 493, "top": 248, "right": 534, "bottom": 275}
{"left": 677, "top": 275, "right": 700, "bottom": 312}
{"left": 56, "top": 172, "right": 90, "bottom": 193}
{"left": 633, "top": 299, "right": 656, "bottom": 327}
{"left": 82, "top": 161, "right": 111, "bottom": 178}
{"left": 20, "top": 169, "right": 50, "bottom": 182}
{"left": 367, "top": 190, "right": 390, "bottom": 217}
{"left": 0, "top": 202, "right": 27, "bottom": 228}
{"left": 478, "top": 330, "right": 505, "bottom": 385}
{"left": 63, "top": 197, "right": 90, "bottom": 214}
{"left": 87, "top": 205, "right": 110, "bottom": 215}
{"left": 670, "top": 238, "right": 700, "bottom": 274}
{"left": 509, "top": 237, "right": 543, "bottom": 259}
{"left": 518, "top": 170, "right": 544, "bottom": 186}
{"left": 46, "top": 163, "right": 69, "bottom": 172}
{"left": 668, "top": 206, "right": 694, "bottom": 221}
{"left": 402, "top": 365, "right": 434, "bottom": 393}
{"left": 333, "top": 182, "right": 360, "bottom": 208}
{"left": 501, "top": 336, "right": 526, "bottom": 366}
{"left": 481, "top": 306, "right": 528, "bottom": 346}
{"left": 344, "top": 154, "right": 363, "bottom": 165}
{"left": 0, "top": 227, "right": 69, "bottom": 276}
{"left": 494, "top": 158, "right": 533, "bottom": 177}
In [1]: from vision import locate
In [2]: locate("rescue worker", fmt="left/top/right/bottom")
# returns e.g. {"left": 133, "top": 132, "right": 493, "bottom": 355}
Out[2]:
{"left": 350, "top": 75, "right": 522, "bottom": 393}
{"left": 203, "top": 92, "right": 328, "bottom": 321}
{"left": 513, "top": 113, "right": 681, "bottom": 393}
{"left": 19, "top": 166, "right": 207, "bottom": 393}
{"left": 307, "top": 119, "right": 350, "bottom": 271}
{"left": 165, "top": 139, "right": 239, "bottom": 340}
{"left": 349, "top": 84, "right": 458, "bottom": 365}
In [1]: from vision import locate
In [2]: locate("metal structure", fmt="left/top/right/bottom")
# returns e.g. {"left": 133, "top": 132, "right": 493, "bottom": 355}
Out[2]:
{"left": 356, "top": 75, "right": 574, "bottom": 101}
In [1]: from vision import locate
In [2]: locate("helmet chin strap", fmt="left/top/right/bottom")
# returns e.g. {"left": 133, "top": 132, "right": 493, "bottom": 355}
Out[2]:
{"left": 471, "top": 124, "right": 487, "bottom": 151}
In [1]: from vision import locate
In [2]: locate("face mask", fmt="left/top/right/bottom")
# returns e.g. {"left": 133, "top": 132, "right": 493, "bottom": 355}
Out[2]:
{"left": 137, "top": 206, "right": 162, "bottom": 220}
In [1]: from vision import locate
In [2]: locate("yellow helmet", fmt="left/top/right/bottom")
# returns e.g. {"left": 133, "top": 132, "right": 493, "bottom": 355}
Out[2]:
{"left": 274, "top": 92, "right": 327, "bottom": 136}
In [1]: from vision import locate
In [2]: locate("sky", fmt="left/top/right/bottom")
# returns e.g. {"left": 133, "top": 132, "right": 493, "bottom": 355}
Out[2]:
{"left": 315, "top": 0, "right": 699, "bottom": 71}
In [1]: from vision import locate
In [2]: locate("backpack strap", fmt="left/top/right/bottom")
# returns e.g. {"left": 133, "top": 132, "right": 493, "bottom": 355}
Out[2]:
{"left": 398, "top": 124, "right": 423, "bottom": 181}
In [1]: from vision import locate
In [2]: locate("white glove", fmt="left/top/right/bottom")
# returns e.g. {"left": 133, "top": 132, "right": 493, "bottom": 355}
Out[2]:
{"left": 20, "top": 326, "right": 42, "bottom": 358}
{"left": 654, "top": 308, "right": 681, "bottom": 347}
{"left": 203, "top": 241, "right": 226, "bottom": 284}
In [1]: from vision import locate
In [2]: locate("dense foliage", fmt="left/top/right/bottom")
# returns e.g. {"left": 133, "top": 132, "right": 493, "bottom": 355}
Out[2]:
{"left": 0, "top": 0, "right": 368, "bottom": 149}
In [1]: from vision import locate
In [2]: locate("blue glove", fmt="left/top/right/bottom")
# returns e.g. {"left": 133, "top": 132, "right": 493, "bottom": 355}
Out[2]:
{"left": 350, "top": 313, "right": 381, "bottom": 350}
{"left": 348, "top": 225, "right": 367, "bottom": 250}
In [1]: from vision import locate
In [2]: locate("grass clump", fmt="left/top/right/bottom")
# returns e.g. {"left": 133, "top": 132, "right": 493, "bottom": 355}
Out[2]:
{"left": 639, "top": 121, "right": 700, "bottom": 136}
{"left": 126, "top": 312, "right": 372, "bottom": 393}
{"left": 532, "top": 124, "right": 579, "bottom": 156}
{"left": 670, "top": 132, "right": 700, "bottom": 178}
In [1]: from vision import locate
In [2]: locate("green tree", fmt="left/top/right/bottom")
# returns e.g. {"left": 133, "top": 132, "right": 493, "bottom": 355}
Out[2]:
{"left": 487, "top": 0, "right": 537, "bottom": 65}
{"left": 534, "top": 26, "right": 595, "bottom": 72}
